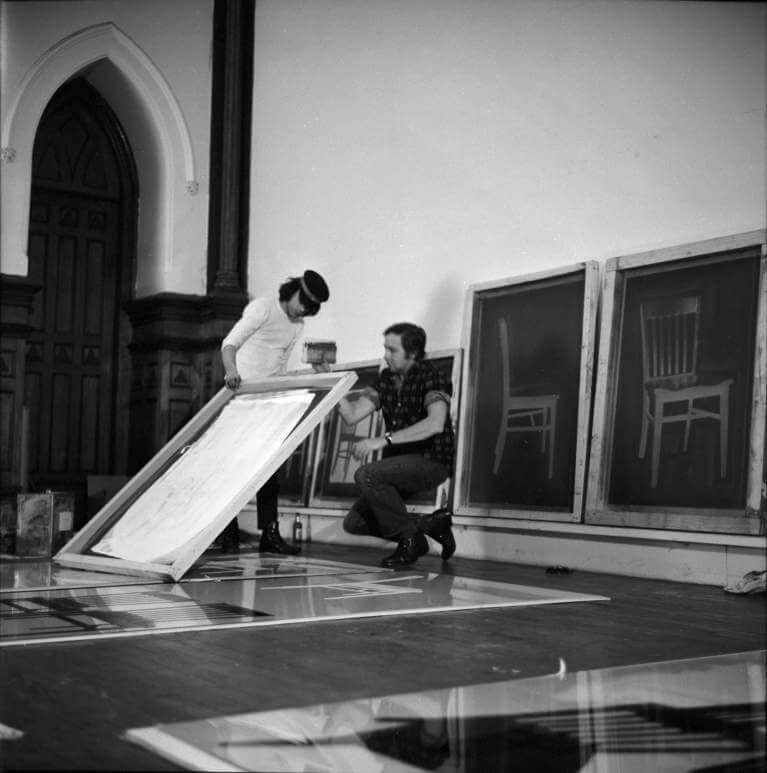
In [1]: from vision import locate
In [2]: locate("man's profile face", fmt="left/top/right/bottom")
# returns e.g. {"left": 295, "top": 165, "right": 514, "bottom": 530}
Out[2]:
{"left": 383, "top": 333, "right": 415, "bottom": 374}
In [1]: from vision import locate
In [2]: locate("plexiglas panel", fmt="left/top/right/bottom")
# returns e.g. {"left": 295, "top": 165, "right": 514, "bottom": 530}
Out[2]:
{"left": 54, "top": 372, "right": 357, "bottom": 580}
{"left": 126, "top": 650, "right": 765, "bottom": 772}
{"left": 0, "top": 567, "right": 607, "bottom": 646}
{"left": 91, "top": 392, "right": 314, "bottom": 564}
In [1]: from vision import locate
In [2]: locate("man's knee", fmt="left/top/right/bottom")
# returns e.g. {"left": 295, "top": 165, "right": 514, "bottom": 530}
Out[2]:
{"left": 354, "top": 461, "right": 376, "bottom": 489}
{"left": 343, "top": 509, "right": 368, "bottom": 535}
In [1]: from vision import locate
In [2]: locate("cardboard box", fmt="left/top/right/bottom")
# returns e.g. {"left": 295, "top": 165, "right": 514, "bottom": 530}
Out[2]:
{"left": 16, "top": 491, "right": 76, "bottom": 557}
{"left": 302, "top": 340, "right": 337, "bottom": 365}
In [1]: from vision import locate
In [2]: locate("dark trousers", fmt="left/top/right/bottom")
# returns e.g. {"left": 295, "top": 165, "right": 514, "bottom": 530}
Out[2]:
{"left": 255, "top": 471, "right": 280, "bottom": 529}
{"left": 343, "top": 454, "right": 449, "bottom": 541}
{"left": 221, "top": 471, "right": 281, "bottom": 540}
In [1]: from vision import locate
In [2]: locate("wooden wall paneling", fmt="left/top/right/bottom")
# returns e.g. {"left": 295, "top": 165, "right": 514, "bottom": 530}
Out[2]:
{"left": 125, "top": 293, "right": 248, "bottom": 474}
{"left": 0, "top": 276, "right": 41, "bottom": 491}
{"left": 128, "top": 355, "right": 158, "bottom": 473}
{"left": 0, "top": 343, "right": 23, "bottom": 480}
{"left": 79, "top": 374, "right": 100, "bottom": 472}
{"left": 0, "top": 386, "right": 14, "bottom": 475}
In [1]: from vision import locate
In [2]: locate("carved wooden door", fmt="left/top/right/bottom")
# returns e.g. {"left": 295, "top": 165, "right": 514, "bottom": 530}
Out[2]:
{"left": 25, "top": 79, "right": 133, "bottom": 494}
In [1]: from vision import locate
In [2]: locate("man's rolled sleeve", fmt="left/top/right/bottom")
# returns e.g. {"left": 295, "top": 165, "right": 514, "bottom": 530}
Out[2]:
{"left": 424, "top": 389, "right": 450, "bottom": 408}
{"left": 423, "top": 368, "right": 452, "bottom": 409}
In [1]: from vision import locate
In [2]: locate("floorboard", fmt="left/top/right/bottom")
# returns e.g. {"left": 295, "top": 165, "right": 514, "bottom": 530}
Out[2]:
{"left": 1, "top": 542, "right": 764, "bottom": 770}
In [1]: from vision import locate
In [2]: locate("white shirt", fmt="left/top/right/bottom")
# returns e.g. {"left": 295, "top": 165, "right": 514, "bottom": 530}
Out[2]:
{"left": 221, "top": 296, "right": 304, "bottom": 379}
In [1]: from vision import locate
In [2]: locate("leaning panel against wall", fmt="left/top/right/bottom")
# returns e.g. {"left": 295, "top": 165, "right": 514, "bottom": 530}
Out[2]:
{"left": 454, "top": 262, "right": 600, "bottom": 523}
{"left": 587, "top": 231, "right": 766, "bottom": 535}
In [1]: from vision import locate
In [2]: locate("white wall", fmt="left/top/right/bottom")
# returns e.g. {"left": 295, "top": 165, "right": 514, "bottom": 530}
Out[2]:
{"left": 249, "top": 0, "right": 766, "bottom": 365}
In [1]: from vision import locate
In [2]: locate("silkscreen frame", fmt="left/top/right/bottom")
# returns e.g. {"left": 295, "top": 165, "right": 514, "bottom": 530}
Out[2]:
{"left": 453, "top": 262, "right": 600, "bottom": 523}
{"left": 585, "top": 231, "right": 767, "bottom": 534}
{"left": 305, "top": 350, "right": 463, "bottom": 514}
{"left": 54, "top": 371, "right": 357, "bottom": 581}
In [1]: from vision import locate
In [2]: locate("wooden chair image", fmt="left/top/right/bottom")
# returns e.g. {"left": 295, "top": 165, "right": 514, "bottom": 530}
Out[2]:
{"left": 329, "top": 395, "right": 383, "bottom": 481}
{"left": 493, "top": 317, "right": 559, "bottom": 478}
{"left": 638, "top": 295, "right": 733, "bottom": 488}
{"left": 330, "top": 417, "right": 363, "bottom": 481}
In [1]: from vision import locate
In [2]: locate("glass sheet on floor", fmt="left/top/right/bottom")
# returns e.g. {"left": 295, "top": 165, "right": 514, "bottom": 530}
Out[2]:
{"left": 0, "top": 555, "right": 389, "bottom": 594}
{"left": 126, "top": 649, "right": 766, "bottom": 773}
{"left": 0, "top": 567, "right": 608, "bottom": 647}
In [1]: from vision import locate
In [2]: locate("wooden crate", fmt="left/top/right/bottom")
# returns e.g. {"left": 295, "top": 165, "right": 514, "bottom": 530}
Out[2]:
{"left": 302, "top": 340, "right": 337, "bottom": 365}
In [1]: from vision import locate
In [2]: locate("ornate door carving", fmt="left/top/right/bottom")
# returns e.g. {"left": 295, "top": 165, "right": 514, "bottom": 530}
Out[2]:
{"left": 25, "top": 79, "right": 135, "bottom": 495}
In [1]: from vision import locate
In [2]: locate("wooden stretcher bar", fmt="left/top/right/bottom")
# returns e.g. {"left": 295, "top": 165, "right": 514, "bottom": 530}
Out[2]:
{"left": 54, "top": 371, "right": 357, "bottom": 582}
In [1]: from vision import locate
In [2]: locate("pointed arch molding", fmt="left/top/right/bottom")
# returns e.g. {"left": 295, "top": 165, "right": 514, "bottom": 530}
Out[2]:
{"left": 1, "top": 23, "right": 198, "bottom": 276}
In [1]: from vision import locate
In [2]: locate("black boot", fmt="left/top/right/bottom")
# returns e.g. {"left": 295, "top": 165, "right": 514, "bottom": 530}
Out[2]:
{"left": 259, "top": 521, "right": 300, "bottom": 555}
{"left": 420, "top": 508, "right": 456, "bottom": 561}
{"left": 381, "top": 533, "right": 428, "bottom": 568}
{"left": 220, "top": 519, "right": 240, "bottom": 554}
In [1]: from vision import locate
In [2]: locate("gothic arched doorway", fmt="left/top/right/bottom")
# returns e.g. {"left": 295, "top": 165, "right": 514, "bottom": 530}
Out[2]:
{"left": 24, "top": 77, "right": 137, "bottom": 517}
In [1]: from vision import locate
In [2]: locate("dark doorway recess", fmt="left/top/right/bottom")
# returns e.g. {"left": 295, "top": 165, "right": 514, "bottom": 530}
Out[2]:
{"left": 25, "top": 77, "right": 137, "bottom": 519}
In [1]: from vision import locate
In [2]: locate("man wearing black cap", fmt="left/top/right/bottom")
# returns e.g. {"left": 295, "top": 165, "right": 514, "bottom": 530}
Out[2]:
{"left": 218, "top": 270, "right": 330, "bottom": 554}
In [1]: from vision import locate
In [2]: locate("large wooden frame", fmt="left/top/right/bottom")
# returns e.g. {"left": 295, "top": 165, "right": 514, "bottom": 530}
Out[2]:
{"left": 586, "top": 231, "right": 766, "bottom": 534}
{"left": 303, "top": 349, "right": 463, "bottom": 514}
{"left": 454, "top": 262, "right": 600, "bottom": 522}
{"left": 54, "top": 372, "right": 357, "bottom": 581}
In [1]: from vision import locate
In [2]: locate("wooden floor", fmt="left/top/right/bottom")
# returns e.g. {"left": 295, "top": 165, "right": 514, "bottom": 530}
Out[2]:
{"left": 1, "top": 541, "right": 765, "bottom": 770}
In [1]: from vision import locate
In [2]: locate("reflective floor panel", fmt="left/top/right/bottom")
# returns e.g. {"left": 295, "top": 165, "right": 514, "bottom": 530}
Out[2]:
{"left": 126, "top": 650, "right": 766, "bottom": 772}
{"left": 0, "top": 554, "right": 388, "bottom": 593}
{"left": 0, "top": 568, "right": 608, "bottom": 647}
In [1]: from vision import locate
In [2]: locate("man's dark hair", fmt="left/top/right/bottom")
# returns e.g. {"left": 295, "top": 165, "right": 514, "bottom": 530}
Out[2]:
{"left": 279, "top": 277, "right": 321, "bottom": 316}
{"left": 384, "top": 322, "right": 426, "bottom": 361}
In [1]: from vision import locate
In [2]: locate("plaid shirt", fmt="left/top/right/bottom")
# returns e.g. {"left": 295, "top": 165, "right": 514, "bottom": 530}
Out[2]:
{"left": 365, "top": 360, "right": 455, "bottom": 470}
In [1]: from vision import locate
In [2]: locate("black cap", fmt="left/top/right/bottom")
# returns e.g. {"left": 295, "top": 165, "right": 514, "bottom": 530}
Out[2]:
{"left": 301, "top": 270, "right": 330, "bottom": 304}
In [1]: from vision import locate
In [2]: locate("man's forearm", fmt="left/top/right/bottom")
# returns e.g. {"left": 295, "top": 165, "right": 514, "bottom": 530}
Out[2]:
{"left": 338, "top": 395, "right": 375, "bottom": 425}
{"left": 222, "top": 345, "right": 241, "bottom": 389}
{"left": 387, "top": 401, "right": 447, "bottom": 445}
{"left": 222, "top": 345, "right": 238, "bottom": 373}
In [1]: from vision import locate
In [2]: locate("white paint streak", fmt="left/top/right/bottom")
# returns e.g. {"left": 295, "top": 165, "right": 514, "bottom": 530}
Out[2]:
{"left": 91, "top": 393, "right": 313, "bottom": 564}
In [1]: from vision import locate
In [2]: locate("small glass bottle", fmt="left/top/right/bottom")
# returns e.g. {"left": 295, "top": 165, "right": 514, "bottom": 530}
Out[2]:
{"left": 292, "top": 514, "right": 303, "bottom": 545}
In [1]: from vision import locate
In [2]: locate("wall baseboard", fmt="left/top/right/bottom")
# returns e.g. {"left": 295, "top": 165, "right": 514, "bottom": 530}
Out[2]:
{"left": 268, "top": 509, "right": 767, "bottom": 588}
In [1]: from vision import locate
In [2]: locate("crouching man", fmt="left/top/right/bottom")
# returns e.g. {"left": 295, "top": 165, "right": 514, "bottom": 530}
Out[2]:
{"left": 337, "top": 322, "right": 456, "bottom": 568}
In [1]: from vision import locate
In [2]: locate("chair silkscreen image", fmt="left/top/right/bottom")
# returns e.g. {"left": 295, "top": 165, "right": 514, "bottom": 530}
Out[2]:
{"left": 494, "top": 317, "right": 559, "bottom": 479}
{"left": 329, "top": 391, "right": 384, "bottom": 483}
{"left": 638, "top": 296, "right": 733, "bottom": 488}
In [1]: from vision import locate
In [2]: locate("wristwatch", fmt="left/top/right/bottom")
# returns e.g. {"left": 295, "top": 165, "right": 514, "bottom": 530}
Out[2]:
{"left": 385, "top": 432, "right": 393, "bottom": 446}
